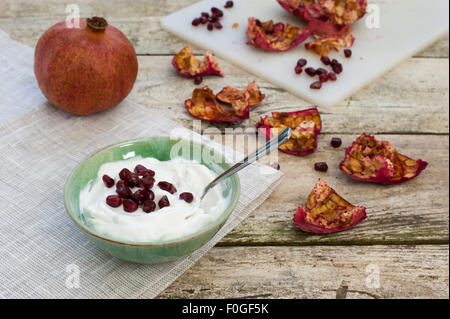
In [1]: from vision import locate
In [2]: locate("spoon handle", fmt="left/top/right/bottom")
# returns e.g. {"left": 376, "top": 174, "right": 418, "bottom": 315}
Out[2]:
{"left": 201, "top": 126, "right": 291, "bottom": 199}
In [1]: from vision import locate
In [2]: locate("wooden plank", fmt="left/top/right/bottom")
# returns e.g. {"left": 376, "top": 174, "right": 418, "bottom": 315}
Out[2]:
{"left": 211, "top": 134, "right": 448, "bottom": 245}
{"left": 0, "top": 0, "right": 447, "bottom": 57}
{"left": 129, "top": 56, "right": 449, "bottom": 134}
{"left": 157, "top": 245, "right": 449, "bottom": 299}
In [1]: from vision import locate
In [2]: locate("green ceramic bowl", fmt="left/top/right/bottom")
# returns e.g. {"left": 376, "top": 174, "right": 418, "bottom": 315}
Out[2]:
{"left": 64, "top": 137, "right": 240, "bottom": 264}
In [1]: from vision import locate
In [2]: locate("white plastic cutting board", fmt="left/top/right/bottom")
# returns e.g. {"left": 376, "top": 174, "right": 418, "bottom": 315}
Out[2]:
{"left": 162, "top": 0, "right": 449, "bottom": 107}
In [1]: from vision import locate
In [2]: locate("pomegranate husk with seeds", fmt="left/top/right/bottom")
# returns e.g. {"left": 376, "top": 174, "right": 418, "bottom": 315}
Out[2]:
{"left": 339, "top": 134, "right": 428, "bottom": 184}
{"left": 305, "top": 33, "right": 355, "bottom": 56}
{"left": 277, "top": 0, "right": 367, "bottom": 27}
{"left": 246, "top": 17, "right": 311, "bottom": 51}
{"left": 293, "top": 179, "right": 367, "bottom": 233}
{"left": 172, "top": 46, "right": 224, "bottom": 78}
{"left": 34, "top": 17, "right": 138, "bottom": 115}
{"left": 256, "top": 108, "right": 321, "bottom": 156}
{"left": 185, "top": 86, "right": 249, "bottom": 122}
{"left": 216, "top": 81, "right": 265, "bottom": 107}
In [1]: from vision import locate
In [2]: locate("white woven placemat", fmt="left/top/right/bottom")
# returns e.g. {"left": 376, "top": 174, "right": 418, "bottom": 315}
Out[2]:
{"left": 0, "top": 30, "right": 282, "bottom": 298}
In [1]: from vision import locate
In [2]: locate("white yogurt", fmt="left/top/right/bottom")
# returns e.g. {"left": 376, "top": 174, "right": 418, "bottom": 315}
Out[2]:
{"left": 79, "top": 157, "right": 229, "bottom": 243}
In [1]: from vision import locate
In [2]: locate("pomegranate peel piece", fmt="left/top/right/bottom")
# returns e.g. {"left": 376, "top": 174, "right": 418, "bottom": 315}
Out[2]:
{"left": 305, "top": 33, "right": 355, "bottom": 56}
{"left": 339, "top": 134, "right": 428, "bottom": 184}
{"left": 172, "top": 46, "right": 224, "bottom": 78}
{"left": 256, "top": 108, "right": 321, "bottom": 156}
{"left": 185, "top": 86, "right": 249, "bottom": 122}
{"left": 246, "top": 17, "right": 311, "bottom": 52}
{"left": 216, "top": 81, "right": 266, "bottom": 107}
{"left": 293, "top": 179, "right": 367, "bottom": 233}
{"left": 277, "top": 0, "right": 367, "bottom": 27}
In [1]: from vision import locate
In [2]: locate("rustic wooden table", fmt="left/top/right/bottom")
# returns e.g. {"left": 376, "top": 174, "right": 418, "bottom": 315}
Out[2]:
{"left": 1, "top": 0, "right": 448, "bottom": 299}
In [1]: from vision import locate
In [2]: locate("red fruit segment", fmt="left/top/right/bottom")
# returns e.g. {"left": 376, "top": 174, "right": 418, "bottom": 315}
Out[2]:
{"left": 116, "top": 186, "right": 132, "bottom": 199}
{"left": 119, "top": 168, "right": 132, "bottom": 180}
{"left": 216, "top": 81, "right": 265, "bottom": 108}
{"left": 185, "top": 86, "right": 250, "bottom": 122}
{"left": 310, "top": 81, "right": 322, "bottom": 89}
{"left": 339, "top": 134, "right": 428, "bottom": 184}
{"left": 256, "top": 108, "right": 322, "bottom": 156}
{"left": 134, "top": 164, "right": 147, "bottom": 175}
{"left": 102, "top": 174, "right": 115, "bottom": 188}
{"left": 293, "top": 179, "right": 367, "bottom": 233}
{"left": 106, "top": 195, "right": 122, "bottom": 208}
{"left": 172, "top": 46, "right": 224, "bottom": 78}
{"left": 277, "top": 0, "right": 367, "bottom": 27}
{"left": 159, "top": 195, "right": 170, "bottom": 209}
{"left": 331, "top": 137, "right": 342, "bottom": 148}
{"left": 158, "top": 181, "right": 177, "bottom": 194}
{"left": 141, "top": 174, "right": 155, "bottom": 189}
{"left": 314, "top": 162, "right": 328, "bottom": 172}
{"left": 132, "top": 189, "right": 149, "bottom": 205}
{"left": 179, "top": 192, "right": 194, "bottom": 203}
{"left": 123, "top": 199, "right": 138, "bottom": 213}
{"left": 246, "top": 17, "right": 311, "bottom": 52}
{"left": 142, "top": 200, "right": 156, "bottom": 213}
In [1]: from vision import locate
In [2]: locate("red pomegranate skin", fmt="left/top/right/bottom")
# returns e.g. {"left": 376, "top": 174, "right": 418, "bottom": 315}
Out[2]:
{"left": 34, "top": 18, "right": 138, "bottom": 115}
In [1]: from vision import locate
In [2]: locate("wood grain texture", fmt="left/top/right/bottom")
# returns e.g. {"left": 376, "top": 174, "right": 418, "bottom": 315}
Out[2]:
{"left": 0, "top": 0, "right": 448, "bottom": 57}
{"left": 129, "top": 56, "right": 449, "bottom": 134}
{"left": 157, "top": 245, "right": 449, "bottom": 299}
{"left": 209, "top": 134, "right": 449, "bottom": 245}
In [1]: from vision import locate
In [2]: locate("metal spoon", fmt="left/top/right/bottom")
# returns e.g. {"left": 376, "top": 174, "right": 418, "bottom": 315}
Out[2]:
{"left": 200, "top": 126, "right": 291, "bottom": 200}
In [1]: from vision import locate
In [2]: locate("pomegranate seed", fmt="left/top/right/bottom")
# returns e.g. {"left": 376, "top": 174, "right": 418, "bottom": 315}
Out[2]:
{"left": 297, "top": 58, "right": 307, "bottom": 67}
{"left": 331, "top": 59, "right": 339, "bottom": 67}
{"left": 116, "top": 186, "right": 132, "bottom": 199}
{"left": 265, "top": 27, "right": 275, "bottom": 34}
{"left": 315, "top": 68, "right": 327, "bottom": 76}
{"left": 141, "top": 174, "right": 155, "bottom": 189}
{"left": 331, "top": 137, "right": 342, "bottom": 148}
{"left": 320, "top": 56, "right": 331, "bottom": 65}
{"left": 211, "top": 7, "right": 223, "bottom": 17}
{"left": 305, "top": 67, "right": 316, "bottom": 77}
{"left": 132, "top": 189, "right": 149, "bottom": 205}
{"left": 294, "top": 65, "right": 303, "bottom": 74}
{"left": 194, "top": 75, "right": 203, "bottom": 85}
{"left": 224, "top": 1, "right": 234, "bottom": 8}
{"left": 123, "top": 199, "right": 138, "bottom": 213}
{"left": 147, "top": 190, "right": 155, "bottom": 201}
{"left": 106, "top": 195, "right": 122, "bottom": 208}
{"left": 270, "top": 162, "right": 280, "bottom": 170}
{"left": 137, "top": 169, "right": 155, "bottom": 177}
{"left": 214, "top": 22, "right": 223, "bottom": 29}
{"left": 332, "top": 63, "right": 343, "bottom": 74}
{"left": 126, "top": 173, "right": 140, "bottom": 187}
{"left": 179, "top": 192, "right": 194, "bottom": 203}
{"left": 134, "top": 164, "right": 147, "bottom": 175}
{"left": 102, "top": 174, "right": 115, "bottom": 188}
{"left": 192, "top": 18, "right": 200, "bottom": 26}
{"left": 158, "top": 181, "right": 177, "bottom": 194}
{"left": 319, "top": 73, "right": 328, "bottom": 82}
{"left": 201, "top": 12, "right": 209, "bottom": 18}
{"left": 208, "top": 16, "right": 218, "bottom": 23}
{"left": 314, "top": 162, "right": 328, "bottom": 172}
{"left": 255, "top": 19, "right": 262, "bottom": 27}
{"left": 116, "top": 180, "right": 126, "bottom": 188}
{"left": 327, "top": 72, "right": 337, "bottom": 81}
{"left": 344, "top": 49, "right": 352, "bottom": 58}
{"left": 119, "top": 168, "right": 132, "bottom": 180}
{"left": 159, "top": 195, "right": 170, "bottom": 209}
{"left": 142, "top": 200, "right": 156, "bottom": 213}
{"left": 207, "top": 22, "right": 214, "bottom": 31}
{"left": 310, "top": 81, "right": 322, "bottom": 89}
{"left": 199, "top": 17, "right": 207, "bottom": 24}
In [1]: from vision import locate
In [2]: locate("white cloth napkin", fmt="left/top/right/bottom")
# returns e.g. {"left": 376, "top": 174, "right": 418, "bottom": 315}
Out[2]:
{"left": 0, "top": 30, "right": 282, "bottom": 298}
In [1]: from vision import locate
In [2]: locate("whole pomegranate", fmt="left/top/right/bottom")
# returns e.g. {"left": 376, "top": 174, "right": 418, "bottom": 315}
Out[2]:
{"left": 34, "top": 17, "right": 138, "bottom": 115}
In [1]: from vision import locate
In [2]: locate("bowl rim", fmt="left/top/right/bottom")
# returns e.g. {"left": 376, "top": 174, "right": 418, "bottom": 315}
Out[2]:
{"left": 64, "top": 136, "right": 241, "bottom": 247}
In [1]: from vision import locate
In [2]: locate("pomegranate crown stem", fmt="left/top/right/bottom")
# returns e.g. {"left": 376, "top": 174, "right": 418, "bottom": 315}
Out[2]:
{"left": 86, "top": 17, "right": 108, "bottom": 31}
